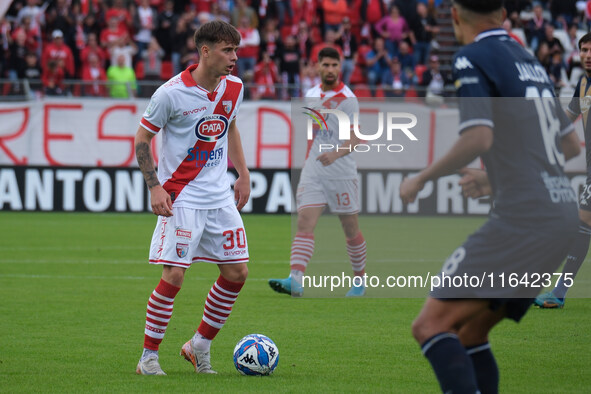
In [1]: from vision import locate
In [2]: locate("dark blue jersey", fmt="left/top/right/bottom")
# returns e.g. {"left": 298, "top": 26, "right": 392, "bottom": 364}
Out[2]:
{"left": 452, "top": 29, "right": 577, "bottom": 224}
{"left": 567, "top": 75, "right": 591, "bottom": 177}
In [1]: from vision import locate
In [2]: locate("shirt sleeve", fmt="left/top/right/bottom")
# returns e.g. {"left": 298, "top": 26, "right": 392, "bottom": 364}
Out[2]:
{"left": 567, "top": 78, "right": 581, "bottom": 117}
{"left": 140, "top": 87, "right": 172, "bottom": 134}
{"left": 230, "top": 83, "right": 244, "bottom": 122}
{"left": 452, "top": 52, "right": 494, "bottom": 134}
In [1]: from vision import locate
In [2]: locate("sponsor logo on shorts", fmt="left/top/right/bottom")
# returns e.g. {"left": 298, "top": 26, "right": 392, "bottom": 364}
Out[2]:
{"left": 176, "top": 243, "right": 189, "bottom": 258}
{"left": 224, "top": 249, "right": 247, "bottom": 257}
{"left": 176, "top": 229, "right": 192, "bottom": 239}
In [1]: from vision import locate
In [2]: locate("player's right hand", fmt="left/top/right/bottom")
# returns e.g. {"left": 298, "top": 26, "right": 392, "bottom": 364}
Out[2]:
{"left": 400, "top": 176, "right": 424, "bottom": 204}
{"left": 458, "top": 168, "right": 492, "bottom": 198}
{"left": 150, "top": 185, "right": 173, "bottom": 217}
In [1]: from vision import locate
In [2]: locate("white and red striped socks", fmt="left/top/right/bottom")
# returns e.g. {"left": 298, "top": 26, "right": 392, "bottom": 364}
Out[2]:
{"left": 143, "top": 279, "right": 181, "bottom": 352}
{"left": 196, "top": 275, "right": 245, "bottom": 344}
{"left": 289, "top": 232, "right": 314, "bottom": 282}
{"left": 347, "top": 232, "right": 367, "bottom": 276}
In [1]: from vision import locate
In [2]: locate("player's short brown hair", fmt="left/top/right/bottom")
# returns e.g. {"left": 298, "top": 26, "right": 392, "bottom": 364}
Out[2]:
{"left": 579, "top": 32, "right": 591, "bottom": 50}
{"left": 318, "top": 47, "right": 341, "bottom": 62}
{"left": 194, "top": 21, "right": 241, "bottom": 54}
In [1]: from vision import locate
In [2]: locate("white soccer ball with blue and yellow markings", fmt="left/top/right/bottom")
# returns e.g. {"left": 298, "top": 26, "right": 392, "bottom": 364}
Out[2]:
{"left": 233, "top": 334, "right": 279, "bottom": 376}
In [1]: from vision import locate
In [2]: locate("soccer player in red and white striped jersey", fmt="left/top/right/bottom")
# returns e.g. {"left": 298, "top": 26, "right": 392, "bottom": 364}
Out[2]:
{"left": 135, "top": 21, "right": 250, "bottom": 376}
{"left": 268, "top": 47, "right": 368, "bottom": 297}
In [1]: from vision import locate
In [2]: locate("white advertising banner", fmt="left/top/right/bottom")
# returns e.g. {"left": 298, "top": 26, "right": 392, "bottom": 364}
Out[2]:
{"left": 0, "top": 98, "right": 586, "bottom": 172}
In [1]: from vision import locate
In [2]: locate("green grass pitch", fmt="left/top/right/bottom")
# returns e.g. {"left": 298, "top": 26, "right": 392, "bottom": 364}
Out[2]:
{"left": 1, "top": 212, "right": 590, "bottom": 393}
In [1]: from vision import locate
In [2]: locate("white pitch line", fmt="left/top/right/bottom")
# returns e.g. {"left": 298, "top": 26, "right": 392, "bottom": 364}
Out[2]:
{"left": 0, "top": 273, "right": 270, "bottom": 281}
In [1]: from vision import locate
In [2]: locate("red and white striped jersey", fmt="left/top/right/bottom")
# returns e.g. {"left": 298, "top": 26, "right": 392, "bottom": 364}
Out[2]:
{"left": 303, "top": 81, "right": 359, "bottom": 179}
{"left": 140, "top": 64, "right": 244, "bottom": 209}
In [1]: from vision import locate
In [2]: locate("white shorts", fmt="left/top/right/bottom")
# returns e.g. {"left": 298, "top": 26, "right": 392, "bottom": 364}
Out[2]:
{"left": 296, "top": 178, "right": 360, "bottom": 214}
{"left": 148, "top": 204, "right": 249, "bottom": 268}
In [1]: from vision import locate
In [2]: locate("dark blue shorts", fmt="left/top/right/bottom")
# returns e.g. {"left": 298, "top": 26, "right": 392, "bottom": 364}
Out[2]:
{"left": 430, "top": 217, "right": 576, "bottom": 302}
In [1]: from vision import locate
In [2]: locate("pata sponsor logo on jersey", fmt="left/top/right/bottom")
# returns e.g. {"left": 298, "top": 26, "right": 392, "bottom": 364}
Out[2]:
{"left": 454, "top": 56, "right": 474, "bottom": 70}
{"left": 195, "top": 114, "right": 229, "bottom": 141}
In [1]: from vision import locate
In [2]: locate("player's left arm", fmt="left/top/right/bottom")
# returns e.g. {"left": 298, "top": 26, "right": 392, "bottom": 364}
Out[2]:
{"left": 560, "top": 129, "right": 581, "bottom": 161}
{"left": 227, "top": 119, "right": 250, "bottom": 210}
{"left": 400, "top": 125, "right": 493, "bottom": 203}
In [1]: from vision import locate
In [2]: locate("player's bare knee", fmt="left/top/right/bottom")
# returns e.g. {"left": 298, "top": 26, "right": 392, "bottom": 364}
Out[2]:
{"left": 220, "top": 263, "right": 248, "bottom": 282}
{"left": 162, "top": 266, "right": 185, "bottom": 287}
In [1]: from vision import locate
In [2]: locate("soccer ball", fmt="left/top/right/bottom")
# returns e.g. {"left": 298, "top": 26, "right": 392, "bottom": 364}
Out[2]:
{"left": 233, "top": 334, "right": 279, "bottom": 375}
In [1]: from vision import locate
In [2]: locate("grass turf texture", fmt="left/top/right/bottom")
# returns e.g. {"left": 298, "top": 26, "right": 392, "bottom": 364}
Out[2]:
{"left": 1, "top": 212, "right": 590, "bottom": 393}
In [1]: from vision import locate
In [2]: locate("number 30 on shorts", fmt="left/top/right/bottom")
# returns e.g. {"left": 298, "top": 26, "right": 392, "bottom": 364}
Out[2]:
{"left": 223, "top": 228, "right": 247, "bottom": 250}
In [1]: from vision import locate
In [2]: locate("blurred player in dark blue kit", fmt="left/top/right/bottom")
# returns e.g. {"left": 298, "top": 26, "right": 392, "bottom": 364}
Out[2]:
{"left": 400, "top": 0, "right": 581, "bottom": 392}
{"left": 535, "top": 32, "right": 591, "bottom": 309}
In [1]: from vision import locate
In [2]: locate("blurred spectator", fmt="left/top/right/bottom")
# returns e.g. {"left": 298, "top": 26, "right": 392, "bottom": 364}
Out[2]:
{"left": 253, "top": 52, "right": 280, "bottom": 99}
{"left": 365, "top": 37, "right": 393, "bottom": 94}
{"left": 322, "top": 0, "right": 349, "bottom": 32}
{"left": 11, "top": 16, "right": 41, "bottom": 57}
{"left": 109, "top": 36, "right": 137, "bottom": 69}
{"left": 237, "top": 16, "right": 260, "bottom": 78}
{"left": 398, "top": 41, "right": 415, "bottom": 72}
{"left": 107, "top": 53, "right": 137, "bottom": 98}
{"left": 141, "top": 37, "right": 165, "bottom": 80}
{"left": 296, "top": 20, "right": 313, "bottom": 63}
{"left": 80, "top": 33, "right": 108, "bottom": 70}
{"left": 375, "top": 5, "right": 410, "bottom": 56}
{"left": 277, "top": 34, "right": 301, "bottom": 98}
{"left": 22, "top": 51, "right": 42, "bottom": 80}
{"left": 133, "top": 0, "right": 158, "bottom": 58}
{"left": 382, "top": 56, "right": 413, "bottom": 97}
{"left": 536, "top": 41, "right": 552, "bottom": 72}
{"left": 310, "top": 29, "right": 343, "bottom": 63}
{"left": 81, "top": 53, "right": 107, "bottom": 96}
{"left": 548, "top": 51, "right": 568, "bottom": 88}
{"left": 42, "top": 59, "right": 66, "bottom": 96}
{"left": 105, "top": 0, "right": 133, "bottom": 33}
{"left": 210, "top": 2, "right": 231, "bottom": 23}
{"left": 525, "top": 1, "right": 548, "bottom": 52}
{"left": 154, "top": 0, "right": 178, "bottom": 60}
{"left": 542, "top": 24, "right": 564, "bottom": 56}
{"left": 360, "top": 0, "right": 387, "bottom": 27}
{"left": 395, "top": 0, "right": 419, "bottom": 23}
{"left": 260, "top": 18, "right": 281, "bottom": 59}
{"left": 42, "top": 30, "right": 75, "bottom": 78}
{"left": 565, "top": 23, "right": 580, "bottom": 70}
{"left": 504, "top": 0, "right": 531, "bottom": 16}
{"left": 268, "top": 0, "right": 294, "bottom": 28}
{"left": 336, "top": 17, "right": 358, "bottom": 85}
{"left": 7, "top": 29, "right": 28, "bottom": 82}
{"left": 16, "top": 0, "right": 45, "bottom": 32}
{"left": 550, "top": 0, "right": 577, "bottom": 28}
{"left": 180, "top": 35, "right": 199, "bottom": 70}
{"left": 300, "top": 60, "right": 321, "bottom": 93}
{"left": 411, "top": 2, "right": 439, "bottom": 65}
{"left": 171, "top": 11, "right": 197, "bottom": 74}
{"left": 231, "top": 0, "right": 259, "bottom": 29}
{"left": 140, "top": 38, "right": 165, "bottom": 97}
{"left": 420, "top": 55, "right": 449, "bottom": 98}
{"left": 101, "top": 15, "right": 129, "bottom": 51}
{"left": 503, "top": 18, "right": 524, "bottom": 47}
{"left": 45, "top": 0, "right": 75, "bottom": 47}
{"left": 82, "top": 13, "right": 101, "bottom": 39}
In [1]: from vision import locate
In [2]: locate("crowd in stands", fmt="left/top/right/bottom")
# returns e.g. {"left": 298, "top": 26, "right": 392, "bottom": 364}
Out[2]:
{"left": 1, "top": 0, "right": 591, "bottom": 99}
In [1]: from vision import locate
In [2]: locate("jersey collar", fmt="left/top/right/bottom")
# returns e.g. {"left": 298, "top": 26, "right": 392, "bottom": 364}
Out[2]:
{"left": 181, "top": 64, "right": 226, "bottom": 101}
{"left": 474, "top": 28, "right": 507, "bottom": 42}
{"left": 320, "top": 81, "right": 345, "bottom": 95}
